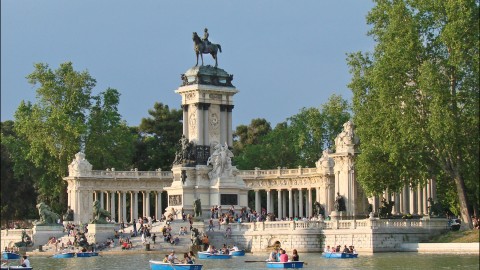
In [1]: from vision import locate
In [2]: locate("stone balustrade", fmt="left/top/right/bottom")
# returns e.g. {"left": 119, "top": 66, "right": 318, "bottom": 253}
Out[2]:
{"left": 88, "top": 170, "right": 173, "bottom": 179}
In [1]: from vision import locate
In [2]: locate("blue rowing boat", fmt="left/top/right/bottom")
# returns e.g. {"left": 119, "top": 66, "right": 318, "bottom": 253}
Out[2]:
{"left": 76, "top": 251, "right": 99, "bottom": 257}
{"left": 149, "top": 260, "right": 203, "bottom": 270}
{"left": 266, "top": 261, "right": 304, "bottom": 268}
{"left": 322, "top": 252, "right": 358, "bottom": 258}
{"left": 230, "top": 249, "right": 245, "bottom": 256}
{"left": 0, "top": 266, "right": 33, "bottom": 270}
{"left": 2, "top": 252, "right": 21, "bottom": 260}
{"left": 197, "top": 252, "right": 232, "bottom": 259}
{"left": 52, "top": 252, "right": 75, "bottom": 259}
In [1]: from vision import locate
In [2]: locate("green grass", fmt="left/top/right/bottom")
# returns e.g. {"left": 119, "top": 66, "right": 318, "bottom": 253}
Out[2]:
{"left": 428, "top": 229, "right": 479, "bottom": 243}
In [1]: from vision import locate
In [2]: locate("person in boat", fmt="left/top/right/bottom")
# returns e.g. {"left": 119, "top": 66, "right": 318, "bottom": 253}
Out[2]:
{"left": 267, "top": 249, "right": 278, "bottom": 262}
{"left": 292, "top": 249, "right": 299, "bottom": 261}
{"left": 324, "top": 245, "right": 330, "bottom": 253}
{"left": 230, "top": 244, "right": 239, "bottom": 252}
{"left": 279, "top": 249, "right": 288, "bottom": 262}
{"left": 188, "top": 251, "right": 196, "bottom": 263}
{"left": 342, "top": 245, "right": 350, "bottom": 253}
{"left": 206, "top": 245, "right": 216, "bottom": 254}
{"left": 168, "top": 250, "right": 179, "bottom": 263}
{"left": 351, "top": 246, "right": 357, "bottom": 254}
{"left": 162, "top": 255, "right": 169, "bottom": 263}
{"left": 21, "top": 255, "right": 31, "bottom": 268}
{"left": 183, "top": 252, "right": 193, "bottom": 264}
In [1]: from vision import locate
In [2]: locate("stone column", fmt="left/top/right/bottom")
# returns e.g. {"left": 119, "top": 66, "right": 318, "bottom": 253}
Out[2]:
{"left": 227, "top": 106, "right": 234, "bottom": 146}
{"left": 110, "top": 191, "right": 116, "bottom": 222}
{"left": 203, "top": 104, "right": 210, "bottom": 146}
{"left": 197, "top": 104, "right": 204, "bottom": 145}
{"left": 426, "top": 180, "right": 431, "bottom": 200}
{"left": 106, "top": 192, "right": 111, "bottom": 213}
{"left": 145, "top": 191, "right": 151, "bottom": 218}
{"left": 118, "top": 191, "right": 122, "bottom": 223}
{"left": 142, "top": 191, "right": 146, "bottom": 218}
{"left": 100, "top": 192, "right": 104, "bottom": 209}
{"left": 133, "top": 191, "right": 139, "bottom": 221}
{"left": 402, "top": 185, "right": 409, "bottom": 214}
{"left": 325, "top": 185, "right": 330, "bottom": 214}
{"left": 423, "top": 186, "right": 428, "bottom": 214}
{"left": 409, "top": 187, "right": 417, "bottom": 215}
{"left": 298, "top": 189, "right": 303, "bottom": 218}
{"left": 122, "top": 192, "right": 127, "bottom": 223}
{"left": 182, "top": 105, "right": 189, "bottom": 137}
{"left": 394, "top": 192, "right": 400, "bottom": 215}
{"left": 431, "top": 178, "right": 437, "bottom": 201}
{"left": 417, "top": 185, "right": 423, "bottom": 215}
{"left": 156, "top": 191, "right": 163, "bottom": 220}
{"left": 282, "top": 191, "right": 286, "bottom": 219}
{"left": 130, "top": 192, "right": 135, "bottom": 223}
{"left": 220, "top": 105, "right": 227, "bottom": 145}
{"left": 288, "top": 189, "right": 293, "bottom": 218}
{"left": 255, "top": 190, "right": 261, "bottom": 214}
{"left": 308, "top": 188, "right": 313, "bottom": 218}
{"left": 266, "top": 189, "right": 271, "bottom": 214}
{"left": 277, "top": 189, "right": 282, "bottom": 219}
{"left": 293, "top": 190, "right": 298, "bottom": 217}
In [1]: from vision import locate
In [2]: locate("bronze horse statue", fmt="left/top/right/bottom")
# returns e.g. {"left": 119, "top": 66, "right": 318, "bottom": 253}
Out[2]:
{"left": 192, "top": 32, "right": 222, "bottom": 67}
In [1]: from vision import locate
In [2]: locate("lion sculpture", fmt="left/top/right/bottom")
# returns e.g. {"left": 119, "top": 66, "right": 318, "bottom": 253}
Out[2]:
{"left": 91, "top": 200, "right": 111, "bottom": 224}
{"left": 34, "top": 202, "right": 60, "bottom": 226}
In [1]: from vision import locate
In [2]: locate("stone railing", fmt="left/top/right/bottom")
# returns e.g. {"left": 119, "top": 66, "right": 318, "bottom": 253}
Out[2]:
{"left": 228, "top": 218, "right": 449, "bottom": 232}
{"left": 237, "top": 167, "right": 319, "bottom": 178}
{"left": 83, "top": 170, "right": 173, "bottom": 179}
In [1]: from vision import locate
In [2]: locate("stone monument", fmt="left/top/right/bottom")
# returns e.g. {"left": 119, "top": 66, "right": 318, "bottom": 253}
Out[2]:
{"left": 87, "top": 200, "right": 116, "bottom": 245}
{"left": 164, "top": 30, "right": 248, "bottom": 217}
{"left": 32, "top": 202, "right": 64, "bottom": 247}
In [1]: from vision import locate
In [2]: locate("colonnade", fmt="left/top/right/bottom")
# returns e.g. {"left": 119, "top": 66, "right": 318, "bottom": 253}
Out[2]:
{"left": 253, "top": 186, "right": 334, "bottom": 219}
{"left": 369, "top": 179, "right": 437, "bottom": 215}
{"left": 89, "top": 190, "right": 166, "bottom": 223}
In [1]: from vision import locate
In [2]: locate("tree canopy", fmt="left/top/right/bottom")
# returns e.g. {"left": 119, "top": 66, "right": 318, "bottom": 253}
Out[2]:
{"left": 347, "top": 0, "right": 479, "bottom": 228}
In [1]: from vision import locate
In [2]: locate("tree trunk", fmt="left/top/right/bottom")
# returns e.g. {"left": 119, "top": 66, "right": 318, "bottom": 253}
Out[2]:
{"left": 454, "top": 173, "right": 473, "bottom": 229}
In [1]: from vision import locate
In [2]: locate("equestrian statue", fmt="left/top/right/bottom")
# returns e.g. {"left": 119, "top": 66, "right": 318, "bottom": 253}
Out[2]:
{"left": 192, "top": 28, "right": 222, "bottom": 67}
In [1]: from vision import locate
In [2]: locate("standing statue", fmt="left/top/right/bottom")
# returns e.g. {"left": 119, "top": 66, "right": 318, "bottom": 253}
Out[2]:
{"left": 334, "top": 193, "right": 346, "bottom": 212}
{"left": 192, "top": 30, "right": 222, "bottom": 67}
{"left": 193, "top": 199, "right": 202, "bottom": 218}
{"left": 173, "top": 135, "right": 196, "bottom": 166}
{"left": 34, "top": 202, "right": 60, "bottom": 226}
{"left": 378, "top": 197, "right": 394, "bottom": 218}
{"left": 313, "top": 202, "right": 325, "bottom": 217}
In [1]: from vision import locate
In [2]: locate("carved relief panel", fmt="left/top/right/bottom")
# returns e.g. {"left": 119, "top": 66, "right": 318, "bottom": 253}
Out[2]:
{"left": 208, "top": 105, "right": 220, "bottom": 143}
{"left": 188, "top": 106, "right": 197, "bottom": 139}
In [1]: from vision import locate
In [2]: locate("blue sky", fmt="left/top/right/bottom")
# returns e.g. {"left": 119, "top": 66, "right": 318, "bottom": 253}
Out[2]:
{"left": 1, "top": 0, "right": 374, "bottom": 128}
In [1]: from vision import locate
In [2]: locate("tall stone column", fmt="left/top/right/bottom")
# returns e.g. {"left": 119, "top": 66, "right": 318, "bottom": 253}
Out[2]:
{"left": 130, "top": 192, "right": 135, "bottom": 223}
{"left": 106, "top": 192, "right": 111, "bottom": 213}
{"left": 255, "top": 190, "right": 261, "bottom": 214}
{"left": 402, "top": 185, "right": 409, "bottom": 214}
{"left": 196, "top": 104, "right": 204, "bottom": 145}
{"left": 293, "top": 190, "right": 298, "bottom": 217}
{"left": 122, "top": 192, "right": 127, "bottom": 223}
{"left": 142, "top": 192, "right": 146, "bottom": 218}
{"left": 118, "top": 191, "right": 122, "bottom": 223}
{"left": 288, "top": 189, "right": 293, "bottom": 218}
{"left": 156, "top": 191, "right": 163, "bottom": 220}
{"left": 227, "top": 106, "right": 234, "bottom": 146}
{"left": 308, "top": 188, "right": 313, "bottom": 217}
{"left": 182, "top": 105, "right": 189, "bottom": 137}
{"left": 394, "top": 192, "right": 400, "bottom": 215}
{"left": 298, "top": 189, "right": 303, "bottom": 218}
{"left": 133, "top": 191, "right": 139, "bottom": 221}
{"left": 423, "top": 186, "right": 428, "bottom": 214}
{"left": 277, "top": 189, "right": 282, "bottom": 219}
{"left": 409, "top": 187, "right": 417, "bottom": 215}
{"left": 282, "top": 191, "right": 286, "bottom": 219}
{"left": 100, "top": 192, "right": 104, "bottom": 209}
{"left": 325, "top": 185, "right": 330, "bottom": 214}
{"left": 220, "top": 105, "right": 227, "bottom": 144}
{"left": 146, "top": 191, "right": 151, "bottom": 218}
{"left": 431, "top": 178, "right": 437, "bottom": 201}
{"left": 417, "top": 185, "right": 423, "bottom": 215}
{"left": 110, "top": 191, "right": 116, "bottom": 222}
{"left": 266, "top": 189, "right": 271, "bottom": 214}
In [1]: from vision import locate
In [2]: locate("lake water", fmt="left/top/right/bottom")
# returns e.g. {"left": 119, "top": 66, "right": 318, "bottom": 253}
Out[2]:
{"left": 10, "top": 252, "right": 480, "bottom": 270}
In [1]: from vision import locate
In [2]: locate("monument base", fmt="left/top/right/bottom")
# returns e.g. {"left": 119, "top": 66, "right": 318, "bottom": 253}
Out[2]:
{"left": 32, "top": 225, "right": 64, "bottom": 247}
{"left": 86, "top": 223, "right": 117, "bottom": 245}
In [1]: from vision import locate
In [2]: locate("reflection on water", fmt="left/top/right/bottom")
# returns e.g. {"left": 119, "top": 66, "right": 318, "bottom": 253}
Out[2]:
{"left": 15, "top": 252, "right": 480, "bottom": 270}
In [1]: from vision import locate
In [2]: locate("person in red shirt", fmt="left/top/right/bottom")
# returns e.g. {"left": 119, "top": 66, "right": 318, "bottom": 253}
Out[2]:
{"left": 279, "top": 249, "right": 289, "bottom": 262}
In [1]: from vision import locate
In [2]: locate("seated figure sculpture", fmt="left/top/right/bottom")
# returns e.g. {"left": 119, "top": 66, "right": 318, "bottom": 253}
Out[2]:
{"left": 91, "top": 200, "right": 111, "bottom": 224}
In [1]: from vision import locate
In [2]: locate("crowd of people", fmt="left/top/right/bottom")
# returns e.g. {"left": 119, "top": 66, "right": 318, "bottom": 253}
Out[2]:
{"left": 162, "top": 250, "right": 197, "bottom": 264}
{"left": 324, "top": 244, "right": 357, "bottom": 254}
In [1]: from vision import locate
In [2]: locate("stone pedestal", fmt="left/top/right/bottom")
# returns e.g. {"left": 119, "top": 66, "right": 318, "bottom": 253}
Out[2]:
{"left": 330, "top": 211, "right": 344, "bottom": 221}
{"left": 32, "top": 225, "right": 64, "bottom": 247}
{"left": 86, "top": 223, "right": 117, "bottom": 245}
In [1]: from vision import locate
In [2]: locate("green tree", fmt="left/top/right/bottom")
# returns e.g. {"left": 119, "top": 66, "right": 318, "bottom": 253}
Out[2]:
{"left": 233, "top": 118, "right": 272, "bottom": 156}
{"left": 347, "top": 0, "right": 479, "bottom": 228}
{"left": 133, "top": 102, "right": 182, "bottom": 171}
{"left": 85, "top": 88, "right": 135, "bottom": 170}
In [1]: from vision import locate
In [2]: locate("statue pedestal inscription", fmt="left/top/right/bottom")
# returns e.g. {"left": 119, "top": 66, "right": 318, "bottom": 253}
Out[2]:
{"left": 86, "top": 223, "right": 117, "bottom": 245}
{"left": 32, "top": 225, "right": 64, "bottom": 247}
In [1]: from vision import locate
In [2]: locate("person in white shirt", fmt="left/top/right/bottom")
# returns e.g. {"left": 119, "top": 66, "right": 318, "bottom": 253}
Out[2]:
{"left": 21, "top": 256, "right": 31, "bottom": 267}
{"left": 231, "top": 244, "right": 239, "bottom": 251}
